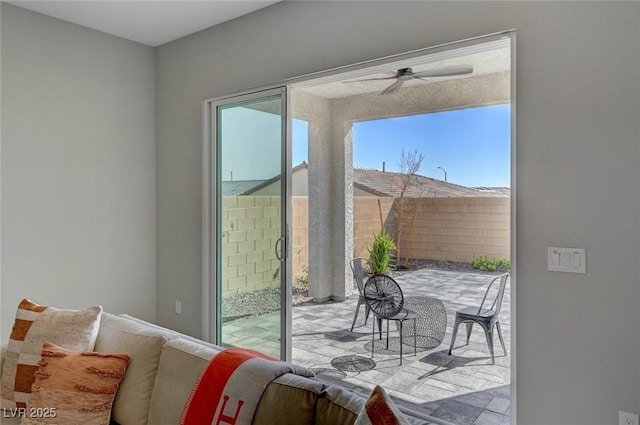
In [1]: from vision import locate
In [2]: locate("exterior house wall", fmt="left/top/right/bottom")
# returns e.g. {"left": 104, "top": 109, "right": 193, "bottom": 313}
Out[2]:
{"left": 354, "top": 186, "right": 381, "bottom": 197}
{"left": 249, "top": 167, "right": 310, "bottom": 197}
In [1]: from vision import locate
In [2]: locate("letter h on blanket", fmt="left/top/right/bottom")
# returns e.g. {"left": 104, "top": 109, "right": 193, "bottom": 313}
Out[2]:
{"left": 217, "top": 396, "right": 244, "bottom": 425}
{"left": 180, "top": 347, "right": 314, "bottom": 425}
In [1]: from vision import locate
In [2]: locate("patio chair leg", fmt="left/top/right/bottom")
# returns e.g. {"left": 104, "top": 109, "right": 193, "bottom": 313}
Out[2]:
{"left": 413, "top": 318, "right": 417, "bottom": 357}
{"left": 399, "top": 321, "right": 403, "bottom": 365}
{"left": 350, "top": 298, "right": 362, "bottom": 332}
{"left": 483, "top": 324, "right": 496, "bottom": 364}
{"left": 371, "top": 319, "right": 375, "bottom": 359}
{"left": 448, "top": 316, "right": 462, "bottom": 355}
{"left": 496, "top": 321, "right": 507, "bottom": 356}
{"left": 386, "top": 319, "right": 390, "bottom": 350}
{"left": 465, "top": 322, "right": 474, "bottom": 345}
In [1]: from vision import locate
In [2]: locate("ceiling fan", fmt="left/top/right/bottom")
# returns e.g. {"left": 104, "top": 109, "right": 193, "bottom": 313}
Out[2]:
{"left": 346, "top": 65, "right": 474, "bottom": 95}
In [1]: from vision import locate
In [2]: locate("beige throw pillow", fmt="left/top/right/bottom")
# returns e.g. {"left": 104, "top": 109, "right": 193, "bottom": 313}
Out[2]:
{"left": 94, "top": 314, "right": 170, "bottom": 425}
{"left": 354, "top": 385, "right": 411, "bottom": 425}
{"left": 1, "top": 299, "right": 103, "bottom": 409}
{"left": 21, "top": 342, "right": 130, "bottom": 425}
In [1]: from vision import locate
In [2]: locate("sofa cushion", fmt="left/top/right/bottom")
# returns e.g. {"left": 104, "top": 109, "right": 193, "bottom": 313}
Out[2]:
{"left": 315, "top": 383, "right": 363, "bottom": 425}
{"left": 253, "top": 373, "right": 325, "bottom": 425}
{"left": 147, "top": 338, "right": 221, "bottom": 425}
{"left": 22, "top": 342, "right": 130, "bottom": 425}
{"left": 94, "top": 313, "right": 174, "bottom": 425}
{"left": 1, "top": 299, "right": 102, "bottom": 410}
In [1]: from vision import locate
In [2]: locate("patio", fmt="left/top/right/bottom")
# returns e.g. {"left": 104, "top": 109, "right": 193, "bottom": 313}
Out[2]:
{"left": 292, "top": 268, "right": 511, "bottom": 425}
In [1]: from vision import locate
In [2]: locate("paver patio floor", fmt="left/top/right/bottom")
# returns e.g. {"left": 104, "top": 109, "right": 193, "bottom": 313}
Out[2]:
{"left": 292, "top": 268, "right": 511, "bottom": 425}
{"left": 223, "top": 268, "right": 511, "bottom": 425}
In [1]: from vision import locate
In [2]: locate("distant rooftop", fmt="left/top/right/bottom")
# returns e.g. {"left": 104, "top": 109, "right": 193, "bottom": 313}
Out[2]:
{"left": 222, "top": 163, "right": 510, "bottom": 197}
{"left": 473, "top": 186, "right": 511, "bottom": 197}
{"left": 221, "top": 180, "right": 269, "bottom": 196}
{"left": 354, "top": 167, "right": 509, "bottom": 197}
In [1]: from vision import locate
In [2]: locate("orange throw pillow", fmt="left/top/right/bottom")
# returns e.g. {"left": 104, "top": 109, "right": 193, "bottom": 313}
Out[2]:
{"left": 354, "top": 385, "right": 410, "bottom": 425}
{"left": 21, "top": 342, "right": 130, "bottom": 425}
{"left": 1, "top": 299, "right": 102, "bottom": 409}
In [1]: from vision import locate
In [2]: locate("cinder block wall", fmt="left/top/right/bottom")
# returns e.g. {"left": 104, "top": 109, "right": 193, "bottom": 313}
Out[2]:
{"left": 352, "top": 197, "right": 510, "bottom": 263}
{"left": 353, "top": 197, "right": 395, "bottom": 260}
{"left": 221, "top": 196, "right": 282, "bottom": 298}
{"left": 292, "top": 196, "right": 309, "bottom": 279}
{"left": 222, "top": 195, "right": 509, "bottom": 295}
{"left": 386, "top": 197, "right": 511, "bottom": 263}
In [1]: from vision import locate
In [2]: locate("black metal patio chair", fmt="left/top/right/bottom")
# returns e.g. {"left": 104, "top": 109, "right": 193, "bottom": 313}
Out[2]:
{"left": 364, "top": 274, "right": 417, "bottom": 365}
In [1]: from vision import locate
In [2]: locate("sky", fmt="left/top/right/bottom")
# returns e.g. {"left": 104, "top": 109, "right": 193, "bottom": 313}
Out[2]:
{"left": 223, "top": 102, "right": 511, "bottom": 188}
{"left": 220, "top": 104, "right": 281, "bottom": 182}
{"left": 293, "top": 103, "right": 511, "bottom": 188}
{"left": 354, "top": 104, "right": 511, "bottom": 187}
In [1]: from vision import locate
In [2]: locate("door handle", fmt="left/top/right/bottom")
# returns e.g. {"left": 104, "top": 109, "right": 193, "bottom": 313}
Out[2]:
{"left": 275, "top": 236, "right": 285, "bottom": 261}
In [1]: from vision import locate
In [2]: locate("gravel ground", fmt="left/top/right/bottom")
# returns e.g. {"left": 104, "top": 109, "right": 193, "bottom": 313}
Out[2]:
{"left": 222, "top": 259, "right": 492, "bottom": 321}
{"left": 222, "top": 282, "right": 311, "bottom": 321}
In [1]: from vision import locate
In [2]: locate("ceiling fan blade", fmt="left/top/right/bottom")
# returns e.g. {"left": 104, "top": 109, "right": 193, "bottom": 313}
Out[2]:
{"left": 380, "top": 80, "right": 405, "bottom": 95}
{"left": 344, "top": 76, "right": 397, "bottom": 84}
{"left": 411, "top": 65, "right": 473, "bottom": 78}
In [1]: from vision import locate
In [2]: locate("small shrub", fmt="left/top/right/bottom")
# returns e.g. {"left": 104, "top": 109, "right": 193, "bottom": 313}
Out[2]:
{"left": 295, "top": 265, "right": 309, "bottom": 287}
{"left": 368, "top": 231, "right": 396, "bottom": 275}
{"left": 471, "top": 255, "right": 510, "bottom": 272}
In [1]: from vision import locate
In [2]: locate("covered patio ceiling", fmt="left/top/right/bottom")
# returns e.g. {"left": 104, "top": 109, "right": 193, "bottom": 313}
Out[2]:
{"left": 294, "top": 37, "right": 510, "bottom": 102}
{"left": 288, "top": 36, "right": 511, "bottom": 302}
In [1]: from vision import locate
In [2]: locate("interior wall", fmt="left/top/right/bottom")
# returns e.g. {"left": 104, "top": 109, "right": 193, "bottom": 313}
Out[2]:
{"left": 0, "top": 4, "right": 158, "bottom": 339}
{"left": 156, "top": 2, "right": 640, "bottom": 425}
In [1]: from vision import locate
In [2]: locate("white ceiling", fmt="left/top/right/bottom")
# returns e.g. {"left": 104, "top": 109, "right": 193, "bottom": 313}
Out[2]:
{"left": 5, "top": 0, "right": 280, "bottom": 47}
{"left": 6, "top": 1, "right": 511, "bottom": 98}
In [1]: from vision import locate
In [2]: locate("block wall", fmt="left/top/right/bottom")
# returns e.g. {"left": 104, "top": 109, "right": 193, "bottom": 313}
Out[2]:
{"left": 221, "top": 196, "right": 282, "bottom": 298}
{"left": 222, "top": 195, "right": 510, "bottom": 295}
{"left": 292, "top": 196, "right": 309, "bottom": 279}
{"left": 388, "top": 197, "right": 511, "bottom": 263}
{"left": 352, "top": 197, "right": 396, "bottom": 260}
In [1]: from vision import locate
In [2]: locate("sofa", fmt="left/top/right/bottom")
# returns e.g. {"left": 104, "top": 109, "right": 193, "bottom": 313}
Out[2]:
{"left": 1, "top": 311, "right": 444, "bottom": 425}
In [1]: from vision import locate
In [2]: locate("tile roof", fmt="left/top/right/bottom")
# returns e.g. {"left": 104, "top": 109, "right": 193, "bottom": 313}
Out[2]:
{"left": 221, "top": 180, "right": 267, "bottom": 196}
{"left": 353, "top": 168, "right": 508, "bottom": 197}
{"left": 224, "top": 163, "right": 510, "bottom": 198}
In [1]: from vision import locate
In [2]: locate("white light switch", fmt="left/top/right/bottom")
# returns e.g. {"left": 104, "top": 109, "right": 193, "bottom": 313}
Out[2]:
{"left": 548, "top": 247, "right": 586, "bottom": 273}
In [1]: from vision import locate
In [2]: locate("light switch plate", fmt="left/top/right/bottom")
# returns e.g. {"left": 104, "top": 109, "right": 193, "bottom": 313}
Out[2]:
{"left": 548, "top": 247, "right": 586, "bottom": 273}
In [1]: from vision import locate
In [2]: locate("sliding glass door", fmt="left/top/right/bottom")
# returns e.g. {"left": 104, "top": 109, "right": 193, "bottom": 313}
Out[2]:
{"left": 205, "top": 87, "right": 291, "bottom": 360}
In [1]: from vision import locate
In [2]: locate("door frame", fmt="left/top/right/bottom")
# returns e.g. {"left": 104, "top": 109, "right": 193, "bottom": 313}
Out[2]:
{"left": 202, "top": 86, "right": 292, "bottom": 361}
{"left": 202, "top": 30, "right": 515, "bottom": 382}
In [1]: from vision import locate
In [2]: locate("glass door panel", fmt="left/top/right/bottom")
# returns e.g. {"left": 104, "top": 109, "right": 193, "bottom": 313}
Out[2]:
{"left": 215, "top": 89, "right": 289, "bottom": 359}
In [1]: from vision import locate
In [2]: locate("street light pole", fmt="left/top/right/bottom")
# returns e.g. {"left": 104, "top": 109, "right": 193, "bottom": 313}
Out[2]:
{"left": 437, "top": 166, "right": 448, "bottom": 182}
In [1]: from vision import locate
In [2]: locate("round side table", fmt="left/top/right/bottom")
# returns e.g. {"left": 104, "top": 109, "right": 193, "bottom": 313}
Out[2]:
{"left": 402, "top": 296, "right": 447, "bottom": 350}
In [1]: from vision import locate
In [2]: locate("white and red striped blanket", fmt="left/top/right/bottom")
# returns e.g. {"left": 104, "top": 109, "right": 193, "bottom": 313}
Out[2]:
{"left": 179, "top": 347, "right": 314, "bottom": 425}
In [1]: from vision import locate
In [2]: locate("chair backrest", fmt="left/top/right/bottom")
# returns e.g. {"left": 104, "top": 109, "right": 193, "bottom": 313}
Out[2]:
{"left": 363, "top": 274, "right": 404, "bottom": 319}
{"left": 350, "top": 258, "right": 366, "bottom": 297}
{"left": 477, "top": 273, "right": 509, "bottom": 316}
